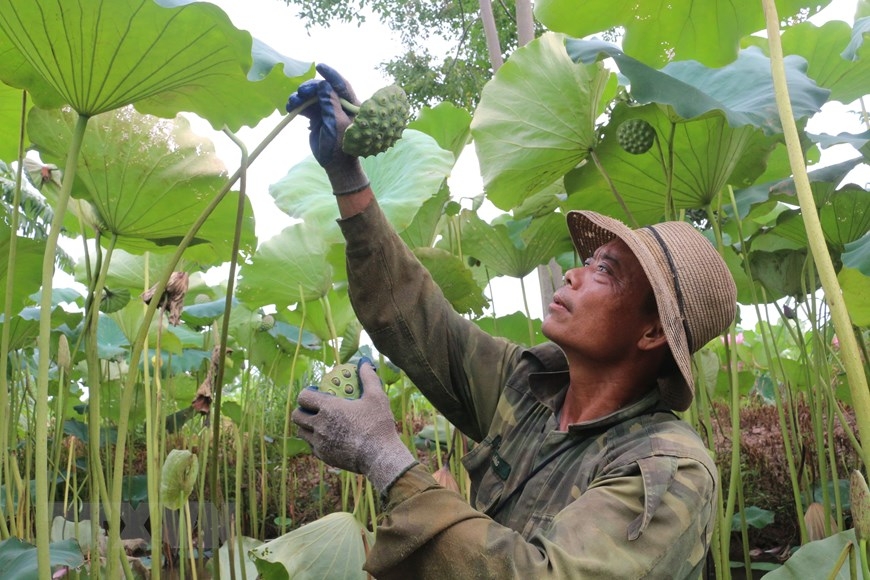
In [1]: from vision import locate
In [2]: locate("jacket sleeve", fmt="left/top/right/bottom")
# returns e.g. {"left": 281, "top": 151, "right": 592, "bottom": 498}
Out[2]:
{"left": 338, "top": 199, "right": 523, "bottom": 442}
{"left": 365, "top": 459, "right": 715, "bottom": 579}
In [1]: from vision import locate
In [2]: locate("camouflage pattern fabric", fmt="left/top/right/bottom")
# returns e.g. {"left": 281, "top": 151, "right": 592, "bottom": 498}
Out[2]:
{"left": 339, "top": 200, "right": 718, "bottom": 579}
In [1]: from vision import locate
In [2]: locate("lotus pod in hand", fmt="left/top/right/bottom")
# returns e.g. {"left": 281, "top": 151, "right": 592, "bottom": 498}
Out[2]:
{"left": 342, "top": 85, "right": 410, "bottom": 158}
{"left": 616, "top": 118, "right": 656, "bottom": 155}
{"left": 318, "top": 363, "right": 362, "bottom": 399}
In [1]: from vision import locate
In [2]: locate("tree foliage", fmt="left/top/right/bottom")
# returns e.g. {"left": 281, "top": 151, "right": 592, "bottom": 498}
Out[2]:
{"left": 283, "top": 0, "right": 535, "bottom": 109}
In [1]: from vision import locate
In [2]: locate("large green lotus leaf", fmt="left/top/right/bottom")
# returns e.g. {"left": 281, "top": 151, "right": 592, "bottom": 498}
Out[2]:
{"left": 270, "top": 130, "right": 453, "bottom": 245}
{"left": 810, "top": 130, "right": 870, "bottom": 153}
{"left": 399, "top": 185, "right": 450, "bottom": 250}
{"left": 746, "top": 20, "right": 870, "bottom": 104}
{"left": 28, "top": 106, "right": 254, "bottom": 260}
{"left": 844, "top": 16, "right": 870, "bottom": 61}
{"left": 764, "top": 528, "right": 861, "bottom": 579}
{"left": 0, "top": 0, "right": 311, "bottom": 129}
{"left": 99, "top": 378, "right": 146, "bottom": 430}
{"left": 408, "top": 102, "right": 472, "bottom": 160}
{"left": 844, "top": 232, "right": 870, "bottom": 275}
{"left": 414, "top": 247, "right": 489, "bottom": 317}
{"left": 0, "top": 83, "right": 26, "bottom": 161}
{"left": 564, "top": 103, "right": 776, "bottom": 225}
{"left": 749, "top": 185, "right": 870, "bottom": 255}
{"left": 0, "top": 537, "right": 84, "bottom": 580}
{"left": 247, "top": 330, "right": 314, "bottom": 386}
{"left": 212, "top": 537, "right": 262, "bottom": 580}
{"left": 474, "top": 311, "right": 545, "bottom": 347}
{"left": 180, "top": 296, "right": 237, "bottom": 327}
{"left": 731, "top": 158, "right": 864, "bottom": 220}
{"left": 250, "top": 511, "right": 373, "bottom": 580}
{"left": 97, "top": 249, "right": 178, "bottom": 292}
{"left": 458, "top": 210, "right": 573, "bottom": 279}
{"left": 471, "top": 33, "right": 615, "bottom": 211}
{"left": 0, "top": 227, "right": 45, "bottom": 317}
{"left": 568, "top": 41, "right": 829, "bottom": 135}
{"left": 236, "top": 221, "right": 333, "bottom": 309}
{"left": 839, "top": 267, "right": 870, "bottom": 327}
{"left": 819, "top": 186, "right": 870, "bottom": 251}
{"left": 105, "top": 301, "right": 186, "bottom": 358}
{"left": 535, "top": 0, "right": 829, "bottom": 68}
{"left": 748, "top": 249, "right": 818, "bottom": 300}
{"left": 720, "top": 244, "right": 763, "bottom": 306}
{"left": 283, "top": 287, "right": 356, "bottom": 346}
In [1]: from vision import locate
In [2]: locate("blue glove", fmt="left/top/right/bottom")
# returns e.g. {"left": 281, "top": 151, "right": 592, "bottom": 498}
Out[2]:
{"left": 286, "top": 64, "right": 370, "bottom": 195}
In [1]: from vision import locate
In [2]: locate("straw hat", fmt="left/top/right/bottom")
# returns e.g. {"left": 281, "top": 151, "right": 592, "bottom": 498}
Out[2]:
{"left": 566, "top": 211, "right": 737, "bottom": 411}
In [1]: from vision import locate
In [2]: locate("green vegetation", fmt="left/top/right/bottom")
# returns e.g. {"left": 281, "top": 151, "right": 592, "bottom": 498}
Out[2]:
{"left": 0, "top": 0, "right": 867, "bottom": 578}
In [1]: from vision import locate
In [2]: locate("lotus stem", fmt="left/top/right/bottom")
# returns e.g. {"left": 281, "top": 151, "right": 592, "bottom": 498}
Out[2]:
{"left": 589, "top": 150, "right": 639, "bottom": 227}
{"left": 0, "top": 89, "right": 28, "bottom": 541}
{"left": 34, "top": 112, "right": 90, "bottom": 578}
{"left": 761, "top": 0, "right": 870, "bottom": 470}
{"left": 106, "top": 106, "right": 300, "bottom": 579}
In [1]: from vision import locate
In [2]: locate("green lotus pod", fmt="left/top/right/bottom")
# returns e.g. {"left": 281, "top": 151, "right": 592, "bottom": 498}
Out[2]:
{"left": 851, "top": 470, "right": 870, "bottom": 541}
{"left": 161, "top": 449, "right": 199, "bottom": 511}
{"left": 318, "top": 363, "right": 361, "bottom": 399}
{"left": 193, "top": 293, "right": 211, "bottom": 304}
{"left": 258, "top": 314, "right": 275, "bottom": 331}
{"left": 616, "top": 118, "right": 656, "bottom": 155}
{"left": 342, "top": 85, "right": 410, "bottom": 158}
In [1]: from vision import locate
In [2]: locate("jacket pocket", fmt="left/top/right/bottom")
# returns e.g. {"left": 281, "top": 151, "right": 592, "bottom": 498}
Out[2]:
{"left": 462, "top": 435, "right": 505, "bottom": 513}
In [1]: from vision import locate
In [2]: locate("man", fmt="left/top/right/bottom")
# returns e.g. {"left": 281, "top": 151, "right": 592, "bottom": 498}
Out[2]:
{"left": 290, "top": 64, "right": 737, "bottom": 579}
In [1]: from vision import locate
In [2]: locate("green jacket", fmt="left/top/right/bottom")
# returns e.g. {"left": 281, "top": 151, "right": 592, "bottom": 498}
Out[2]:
{"left": 339, "top": 199, "right": 718, "bottom": 579}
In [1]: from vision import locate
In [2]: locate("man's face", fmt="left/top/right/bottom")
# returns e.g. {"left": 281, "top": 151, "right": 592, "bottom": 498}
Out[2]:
{"left": 542, "top": 238, "right": 660, "bottom": 362}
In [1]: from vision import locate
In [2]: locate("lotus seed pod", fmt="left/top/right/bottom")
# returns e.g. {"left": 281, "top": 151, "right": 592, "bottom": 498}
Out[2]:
{"left": 57, "top": 334, "right": 71, "bottom": 374}
{"left": 258, "top": 314, "right": 275, "bottom": 332}
{"left": 318, "top": 363, "right": 361, "bottom": 399}
{"left": 343, "top": 85, "right": 410, "bottom": 158}
{"left": 851, "top": 470, "right": 870, "bottom": 541}
{"left": 616, "top": 118, "right": 656, "bottom": 155}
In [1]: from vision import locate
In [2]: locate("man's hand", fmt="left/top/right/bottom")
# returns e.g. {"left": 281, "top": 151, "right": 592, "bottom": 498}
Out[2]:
{"left": 291, "top": 358, "right": 417, "bottom": 494}
{"left": 286, "top": 64, "right": 370, "bottom": 195}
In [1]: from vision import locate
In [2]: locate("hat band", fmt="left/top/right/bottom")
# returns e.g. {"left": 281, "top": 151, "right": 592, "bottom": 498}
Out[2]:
{"left": 643, "top": 225, "right": 693, "bottom": 350}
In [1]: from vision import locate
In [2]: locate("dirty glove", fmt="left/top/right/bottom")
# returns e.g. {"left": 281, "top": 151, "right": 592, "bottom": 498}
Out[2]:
{"left": 286, "top": 64, "right": 369, "bottom": 195}
{"left": 291, "top": 358, "right": 417, "bottom": 494}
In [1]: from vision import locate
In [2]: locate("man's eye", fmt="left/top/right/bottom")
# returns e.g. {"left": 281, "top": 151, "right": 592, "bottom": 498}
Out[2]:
{"left": 583, "top": 258, "right": 592, "bottom": 267}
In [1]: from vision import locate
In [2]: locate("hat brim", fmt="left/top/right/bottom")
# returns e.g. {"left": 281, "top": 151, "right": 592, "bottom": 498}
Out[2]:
{"left": 565, "top": 211, "right": 694, "bottom": 412}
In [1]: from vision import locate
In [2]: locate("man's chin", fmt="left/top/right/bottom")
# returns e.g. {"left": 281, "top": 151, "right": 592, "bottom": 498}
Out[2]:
{"left": 540, "top": 319, "right": 554, "bottom": 341}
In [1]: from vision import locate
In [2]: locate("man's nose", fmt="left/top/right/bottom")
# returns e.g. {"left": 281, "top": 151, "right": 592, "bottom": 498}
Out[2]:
{"left": 564, "top": 267, "right": 582, "bottom": 288}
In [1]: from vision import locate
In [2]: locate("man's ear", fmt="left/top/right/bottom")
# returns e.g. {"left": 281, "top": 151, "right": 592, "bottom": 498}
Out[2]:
{"left": 638, "top": 319, "right": 668, "bottom": 351}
